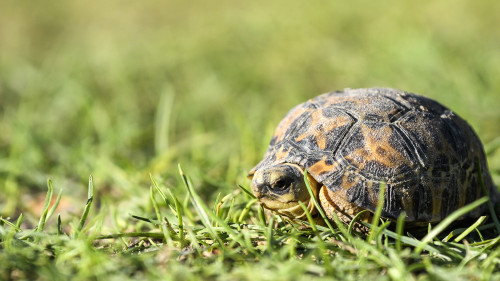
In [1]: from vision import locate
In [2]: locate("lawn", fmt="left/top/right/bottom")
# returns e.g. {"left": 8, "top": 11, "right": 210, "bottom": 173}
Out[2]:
{"left": 1, "top": 0, "right": 500, "bottom": 280}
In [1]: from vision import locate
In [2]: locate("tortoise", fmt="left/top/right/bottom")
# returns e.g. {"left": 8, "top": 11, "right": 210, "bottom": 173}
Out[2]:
{"left": 249, "top": 88, "right": 498, "bottom": 228}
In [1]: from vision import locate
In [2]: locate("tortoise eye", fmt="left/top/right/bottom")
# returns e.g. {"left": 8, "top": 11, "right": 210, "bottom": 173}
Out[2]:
{"left": 272, "top": 178, "right": 292, "bottom": 191}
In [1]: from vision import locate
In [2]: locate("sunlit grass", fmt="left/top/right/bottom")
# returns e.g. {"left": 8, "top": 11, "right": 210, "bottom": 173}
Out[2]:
{"left": 1, "top": 170, "right": 500, "bottom": 280}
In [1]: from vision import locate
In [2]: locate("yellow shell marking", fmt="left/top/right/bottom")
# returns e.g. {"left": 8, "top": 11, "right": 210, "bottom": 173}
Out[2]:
{"left": 308, "top": 156, "right": 339, "bottom": 175}
{"left": 295, "top": 109, "right": 352, "bottom": 150}
{"left": 345, "top": 124, "right": 412, "bottom": 170}
{"left": 274, "top": 146, "right": 291, "bottom": 163}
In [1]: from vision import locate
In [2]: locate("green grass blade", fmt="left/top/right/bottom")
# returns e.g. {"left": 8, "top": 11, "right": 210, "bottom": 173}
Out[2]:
{"left": 178, "top": 164, "right": 224, "bottom": 247}
{"left": 302, "top": 170, "right": 339, "bottom": 238}
{"left": 238, "top": 199, "right": 258, "bottom": 223}
{"left": 178, "top": 166, "right": 249, "bottom": 250}
{"left": 237, "top": 184, "right": 256, "bottom": 199}
{"left": 213, "top": 192, "right": 222, "bottom": 218}
{"left": 347, "top": 210, "right": 369, "bottom": 235}
{"left": 367, "top": 181, "right": 385, "bottom": 243}
{"left": 374, "top": 221, "right": 391, "bottom": 248}
{"left": 395, "top": 212, "right": 406, "bottom": 252}
{"left": 181, "top": 192, "right": 196, "bottom": 224}
{"left": 258, "top": 204, "right": 267, "bottom": 226}
{"left": 150, "top": 173, "right": 170, "bottom": 207}
{"left": 154, "top": 87, "right": 174, "bottom": 155}
{"left": 131, "top": 214, "right": 161, "bottom": 225}
{"left": 57, "top": 214, "right": 63, "bottom": 235}
{"left": 36, "top": 179, "right": 54, "bottom": 233}
{"left": 414, "top": 196, "right": 489, "bottom": 254}
{"left": 223, "top": 197, "right": 235, "bottom": 223}
{"left": 477, "top": 159, "right": 500, "bottom": 233}
{"left": 453, "top": 216, "right": 487, "bottom": 242}
{"left": 150, "top": 174, "right": 184, "bottom": 242}
{"left": 0, "top": 218, "right": 21, "bottom": 232}
{"left": 150, "top": 186, "right": 172, "bottom": 243}
{"left": 167, "top": 189, "right": 185, "bottom": 242}
{"left": 76, "top": 176, "right": 94, "bottom": 235}
{"left": 96, "top": 232, "right": 166, "bottom": 240}
{"left": 484, "top": 136, "right": 500, "bottom": 156}
{"left": 46, "top": 188, "right": 63, "bottom": 223}
{"left": 15, "top": 213, "right": 24, "bottom": 229}
{"left": 298, "top": 201, "right": 317, "bottom": 233}
{"left": 212, "top": 192, "right": 223, "bottom": 226}
{"left": 361, "top": 221, "right": 442, "bottom": 254}
{"left": 265, "top": 216, "right": 275, "bottom": 255}
{"left": 474, "top": 228, "right": 485, "bottom": 242}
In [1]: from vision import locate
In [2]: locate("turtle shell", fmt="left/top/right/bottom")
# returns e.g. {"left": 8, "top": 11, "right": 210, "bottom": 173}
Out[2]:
{"left": 249, "top": 88, "right": 497, "bottom": 222}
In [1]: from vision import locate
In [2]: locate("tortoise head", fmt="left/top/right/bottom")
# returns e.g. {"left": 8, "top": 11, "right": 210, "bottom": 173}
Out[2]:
{"left": 250, "top": 163, "right": 319, "bottom": 219}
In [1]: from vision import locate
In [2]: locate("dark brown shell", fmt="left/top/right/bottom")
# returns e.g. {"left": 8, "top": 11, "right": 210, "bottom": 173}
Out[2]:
{"left": 249, "top": 88, "right": 497, "bottom": 222}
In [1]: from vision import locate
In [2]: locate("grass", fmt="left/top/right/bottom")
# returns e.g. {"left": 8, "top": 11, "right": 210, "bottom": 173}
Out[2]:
{"left": 1, "top": 0, "right": 500, "bottom": 280}
{"left": 1, "top": 170, "right": 499, "bottom": 280}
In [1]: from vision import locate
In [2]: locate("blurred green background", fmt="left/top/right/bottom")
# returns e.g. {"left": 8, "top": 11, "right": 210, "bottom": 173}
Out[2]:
{"left": 1, "top": 0, "right": 500, "bottom": 219}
